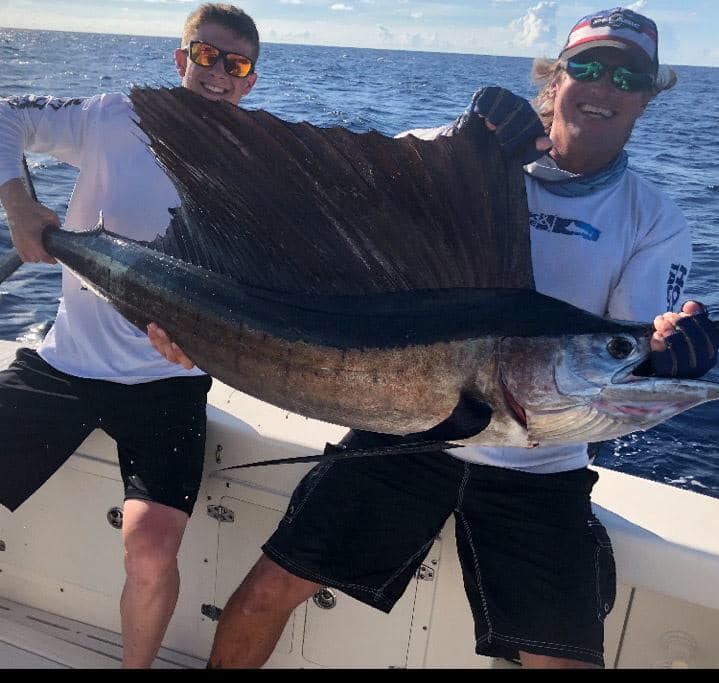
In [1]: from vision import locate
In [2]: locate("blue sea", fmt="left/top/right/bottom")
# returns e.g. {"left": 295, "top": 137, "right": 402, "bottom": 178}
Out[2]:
{"left": 1, "top": 28, "right": 718, "bottom": 497}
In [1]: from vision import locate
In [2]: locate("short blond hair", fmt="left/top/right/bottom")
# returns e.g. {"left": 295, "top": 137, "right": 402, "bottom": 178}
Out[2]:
{"left": 181, "top": 3, "right": 260, "bottom": 62}
{"left": 531, "top": 57, "right": 678, "bottom": 133}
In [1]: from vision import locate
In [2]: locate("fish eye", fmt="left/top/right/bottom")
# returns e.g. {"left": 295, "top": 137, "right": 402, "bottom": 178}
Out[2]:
{"left": 607, "top": 336, "right": 635, "bottom": 359}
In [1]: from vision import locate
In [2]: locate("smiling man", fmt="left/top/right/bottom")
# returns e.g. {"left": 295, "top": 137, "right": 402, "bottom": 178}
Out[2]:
{"left": 178, "top": 15, "right": 257, "bottom": 103}
{"left": 0, "top": 3, "right": 258, "bottom": 669}
{"left": 524, "top": 7, "right": 698, "bottom": 339}
{"left": 539, "top": 18, "right": 658, "bottom": 175}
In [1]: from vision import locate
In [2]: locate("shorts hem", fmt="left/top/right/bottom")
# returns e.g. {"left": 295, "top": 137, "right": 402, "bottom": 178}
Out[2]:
{"left": 123, "top": 492, "right": 195, "bottom": 517}
{"left": 262, "top": 542, "right": 395, "bottom": 614}
{"left": 476, "top": 632, "right": 605, "bottom": 668}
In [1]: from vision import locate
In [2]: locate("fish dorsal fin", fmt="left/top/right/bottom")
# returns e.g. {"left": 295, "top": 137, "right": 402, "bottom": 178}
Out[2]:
{"left": 130, "top": 86, "right": 534, "bottom": 295}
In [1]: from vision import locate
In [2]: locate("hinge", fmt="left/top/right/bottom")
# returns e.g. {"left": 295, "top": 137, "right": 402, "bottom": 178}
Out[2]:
{"left": 207, "top": 504, "right": 235, "bottom": 523}
{"left": 417, "top": 564, "right": 435, "bottom": 581}
{"left": 201, "top": 604, "right": 223, "bottom": 621}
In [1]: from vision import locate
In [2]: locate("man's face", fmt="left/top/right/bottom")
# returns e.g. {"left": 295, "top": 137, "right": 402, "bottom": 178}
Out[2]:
{"left": 550, "top": 47, "right": 653, "bottom": 171}
{"left": 175, "top": 22, "right": 257, "bottom": 105}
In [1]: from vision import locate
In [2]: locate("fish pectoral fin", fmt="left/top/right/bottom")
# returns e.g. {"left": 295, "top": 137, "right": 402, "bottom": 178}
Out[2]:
{"left": 409, "top": 391, "right": 492, "bottom": 442}
{"left": 321, "top": 392, "right": 492, "bottom": 459}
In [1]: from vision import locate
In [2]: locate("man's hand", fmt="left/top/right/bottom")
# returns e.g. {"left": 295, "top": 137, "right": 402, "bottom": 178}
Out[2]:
{"left": 147, "top": 322, "right": 196, "bottom": 370}
{"left": 651, "top": 301, "right": 719, "bottom": 378}
{"left": 470, "top": 86, "right": 552, "bottom": 165}
{"left": 0, "top": 178, "right": 59, "bottom": 264}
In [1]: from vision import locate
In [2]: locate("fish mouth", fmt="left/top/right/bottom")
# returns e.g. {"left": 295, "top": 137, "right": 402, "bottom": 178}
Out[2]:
{"left": 595, "top": 396, "right": 698, "bottom": 418}
{"left": 500, "top": 377, "right": 527, "bottom": 428}
{"left": 602, "top": 360, "right": 719, "bottom": 419}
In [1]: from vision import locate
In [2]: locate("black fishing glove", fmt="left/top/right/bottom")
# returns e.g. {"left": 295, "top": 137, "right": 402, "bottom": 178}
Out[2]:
{"left": 469, "top": 86, "right": 548, "bottom": 164}
{"left": 651, "top": 306, "right": 719, "bottom": 379}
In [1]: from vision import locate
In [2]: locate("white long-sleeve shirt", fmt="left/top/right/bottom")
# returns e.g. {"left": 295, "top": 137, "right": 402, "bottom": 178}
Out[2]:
{"left": 0, "top": 92, "right": 205, "bottom": 383}
{"left": 400, "top": 124, "right": 691, "bottom": 472}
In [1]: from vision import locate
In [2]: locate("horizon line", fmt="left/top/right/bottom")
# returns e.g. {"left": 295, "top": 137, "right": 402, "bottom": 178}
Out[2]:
{"left": 1, "top": 24, "right": 712, "bottom": 69}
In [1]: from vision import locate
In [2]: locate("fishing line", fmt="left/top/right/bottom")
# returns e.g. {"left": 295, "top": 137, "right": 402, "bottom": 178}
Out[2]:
{"left": 0, "top": 156, "right": 37, "bottom": 283}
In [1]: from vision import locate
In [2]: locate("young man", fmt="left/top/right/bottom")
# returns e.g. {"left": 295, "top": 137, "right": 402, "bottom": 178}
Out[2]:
{"left": 0, "top": 3, "right": 258, "bottom": 668}
{"left": 149, "top": 7, "right": 718, "bottom": 669}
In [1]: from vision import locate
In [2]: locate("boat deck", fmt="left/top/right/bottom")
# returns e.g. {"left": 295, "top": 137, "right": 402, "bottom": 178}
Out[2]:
{"left": 0, "top": 598, "right": 204, "bottom": 669}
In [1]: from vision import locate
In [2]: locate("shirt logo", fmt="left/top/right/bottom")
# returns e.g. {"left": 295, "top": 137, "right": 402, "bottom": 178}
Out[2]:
{"left": 666, "top": 263, "right": 688, "bottom": 311}
{"left": 530, "top": 212, "right": 600, "bottom": 241}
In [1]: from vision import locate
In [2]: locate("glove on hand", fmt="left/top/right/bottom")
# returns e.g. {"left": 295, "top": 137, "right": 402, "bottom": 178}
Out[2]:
{"left": 652, "top": 308, "right": 719, "bottom": 379}
{"left": 470, "top": 86, "right": 547, "bottom": 164}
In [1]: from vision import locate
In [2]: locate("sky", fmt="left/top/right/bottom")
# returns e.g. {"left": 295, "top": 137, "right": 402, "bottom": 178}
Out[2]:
{"left": 0, "top": 0, "right": 717, "bottom": 67}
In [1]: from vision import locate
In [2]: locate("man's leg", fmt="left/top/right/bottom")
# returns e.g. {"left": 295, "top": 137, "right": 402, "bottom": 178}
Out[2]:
{"left": 120, "top": 499, "right": 189, "bottom": 668}
{"left": 455, "top": 465, "right": 614, "bottom": 669}
{"left": 519, "top": 653, "right": 600, "bottom": 669}
{"left": 208, "top": 554, "right": 319, "bottom": 668}
{"left": 205, "top": 432, "right": 464, "bottom": 669}
{"left": 100, "top": 374, "right": 211, "bottom": 667}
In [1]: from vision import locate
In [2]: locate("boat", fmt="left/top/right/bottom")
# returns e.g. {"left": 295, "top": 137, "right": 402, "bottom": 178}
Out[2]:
{"left": 1, "top": 336, "right": 718, "bottom": 668}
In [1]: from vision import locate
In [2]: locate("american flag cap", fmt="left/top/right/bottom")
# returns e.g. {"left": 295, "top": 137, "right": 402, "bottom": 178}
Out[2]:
{"left": 559, "top": 7, "right": 659, "bottom": 76}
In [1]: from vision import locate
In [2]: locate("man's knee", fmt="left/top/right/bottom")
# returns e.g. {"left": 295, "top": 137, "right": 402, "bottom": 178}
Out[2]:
{"left": 235, "top": 554, "right": 320, "bottom": 614}
{"left": 122, "top": 500, "right": 188, "bottom": 582}
{"left": 124, "top": 546, "right": 180, "bottom": 584}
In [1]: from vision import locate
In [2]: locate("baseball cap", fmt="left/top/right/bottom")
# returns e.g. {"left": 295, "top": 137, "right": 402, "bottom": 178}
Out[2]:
{"left": 559, "top": 7, "right": 659, "bottom": 76}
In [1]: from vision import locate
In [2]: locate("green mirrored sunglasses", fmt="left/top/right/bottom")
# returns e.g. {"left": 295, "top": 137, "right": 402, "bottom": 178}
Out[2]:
{"left": 563, "top": 60, "right": 654, "bottom": 93}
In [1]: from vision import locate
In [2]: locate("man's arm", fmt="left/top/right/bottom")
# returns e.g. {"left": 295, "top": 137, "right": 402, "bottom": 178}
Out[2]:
{"left": 0, "top": 178, "right": 60, "bottom": 263}
{"left": 605, "top": 197, "right": 717, "bottom": 377}
{"left": 0, "top": 95, "right": 91, "bottom": 262}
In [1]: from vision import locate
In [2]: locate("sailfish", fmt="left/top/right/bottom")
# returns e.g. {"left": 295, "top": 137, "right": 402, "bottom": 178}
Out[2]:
{"left": 40, "top": 86, "right": 719, "bottom": 449}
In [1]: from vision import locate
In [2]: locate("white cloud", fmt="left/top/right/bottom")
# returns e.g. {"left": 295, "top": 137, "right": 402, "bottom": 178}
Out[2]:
{"left": 410, "top": 11, "right": 423, "bottom": 19}
{"left": 510, "top": 1, "right": 557, "bottom": 49}
{"left": 330, "top": 3, "right": 353, "bottom": 10}
{"left": 370, "top": 23, "right": 457, "bottom": 52}
{"left": 377, "top": 24, "right": 393, "bottom": 43}
{"left": 267, "top": 27, "right": 312, "bottom": 41}
{"left": 626, "top": 0, "right": 648, "bottom": 12}
{"left": 280, "top": 0, "right": 304, "bottom": 5}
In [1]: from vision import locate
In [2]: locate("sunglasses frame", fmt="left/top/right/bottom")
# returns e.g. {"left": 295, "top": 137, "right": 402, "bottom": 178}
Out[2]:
{"left": 185, "top": 40, "right": 255, "bottom": 79}
{"left": 562, "top": 59, "right": 655, "bottom": 93}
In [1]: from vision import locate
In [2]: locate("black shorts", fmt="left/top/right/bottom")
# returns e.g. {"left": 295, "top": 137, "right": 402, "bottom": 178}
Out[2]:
{"left": 0, "top": 348, "right": 211, "bottom": 515}
{"left": 263, "top": 430, "right": 616, "bottom": 667}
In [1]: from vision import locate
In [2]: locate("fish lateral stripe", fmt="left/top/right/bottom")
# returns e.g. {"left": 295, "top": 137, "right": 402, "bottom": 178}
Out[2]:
{"left": 43, "top": 227, "right": 648, "bottom": 349}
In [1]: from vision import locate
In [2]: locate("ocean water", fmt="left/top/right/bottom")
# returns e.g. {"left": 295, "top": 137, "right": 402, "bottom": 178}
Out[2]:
{"left": 1, "top": 28, "right": 718, "bottom": 497}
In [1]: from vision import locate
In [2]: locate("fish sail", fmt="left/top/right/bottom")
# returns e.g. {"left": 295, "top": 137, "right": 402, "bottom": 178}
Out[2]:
{"left": 129, "top": 85, "right": 535, "bottom": 294}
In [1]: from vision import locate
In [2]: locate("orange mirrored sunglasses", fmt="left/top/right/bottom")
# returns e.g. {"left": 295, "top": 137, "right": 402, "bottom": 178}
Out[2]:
{"left": 186, "top": 40, "right": 254, "bottom": 78}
